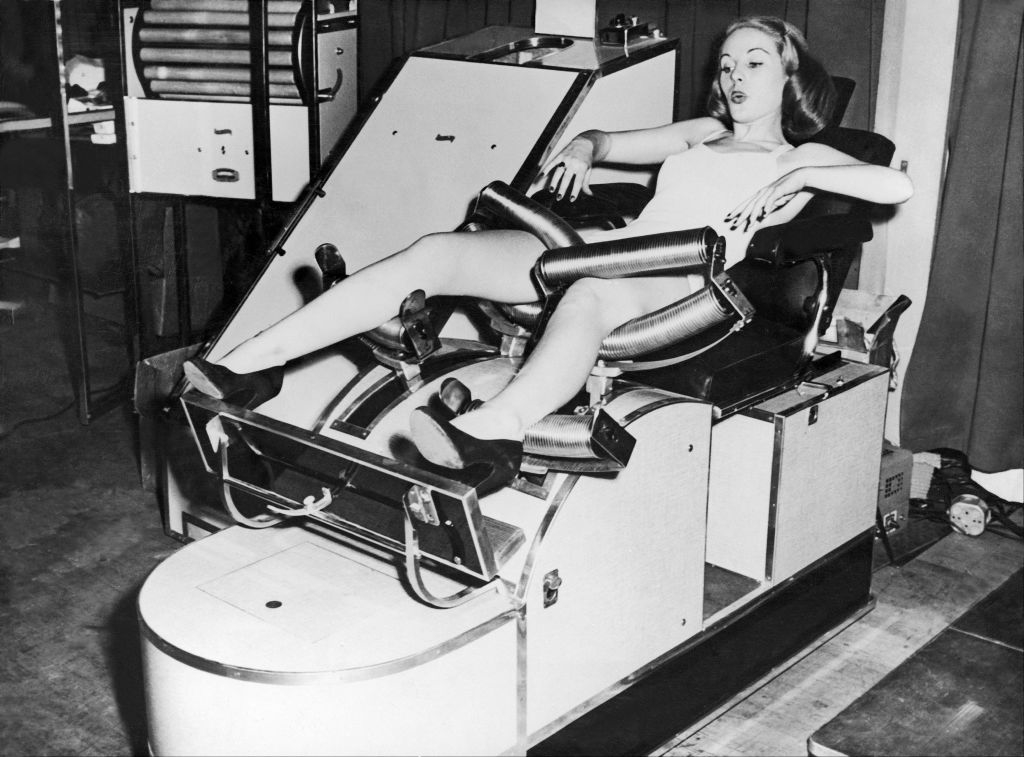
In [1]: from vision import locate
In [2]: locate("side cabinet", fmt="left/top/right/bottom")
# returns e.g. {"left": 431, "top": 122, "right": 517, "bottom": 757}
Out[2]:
{"left": 707, "top": 362, "right": 889, "bottom": 585}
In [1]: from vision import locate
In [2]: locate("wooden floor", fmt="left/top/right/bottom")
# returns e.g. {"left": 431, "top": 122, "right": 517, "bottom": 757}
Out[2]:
{"left": 652, "top": 520, "right": 1024, "bottom": 757}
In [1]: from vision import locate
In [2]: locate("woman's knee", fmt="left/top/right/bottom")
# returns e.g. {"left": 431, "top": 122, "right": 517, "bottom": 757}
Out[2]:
{"left": 399, "top": 232, "right": 462, "bottom": 286}
{"left": 559, "top": 278, "right": 644, "bottom": 330}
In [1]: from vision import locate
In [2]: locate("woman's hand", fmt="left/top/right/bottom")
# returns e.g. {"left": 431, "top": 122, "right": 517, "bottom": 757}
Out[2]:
{"left": 724, "top": 168, "right": 808, "bottom": 231}
{"left": 541, "top": 135, "right": 601, "bottom": 202}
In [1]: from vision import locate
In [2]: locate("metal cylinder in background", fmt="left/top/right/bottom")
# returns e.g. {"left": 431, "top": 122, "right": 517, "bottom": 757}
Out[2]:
{"left": 132, "top": 0, "right": 305, "bottom": 101}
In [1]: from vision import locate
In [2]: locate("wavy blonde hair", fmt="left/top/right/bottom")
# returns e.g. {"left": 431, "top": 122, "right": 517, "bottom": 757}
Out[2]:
{"left": 706, "top": 16, "right": 836, "bottom": 141}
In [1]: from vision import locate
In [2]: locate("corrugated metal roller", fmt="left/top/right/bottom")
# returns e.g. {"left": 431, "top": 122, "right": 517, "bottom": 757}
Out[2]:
{"left": 132, "top": 0, "right": 308, "bottom": 102}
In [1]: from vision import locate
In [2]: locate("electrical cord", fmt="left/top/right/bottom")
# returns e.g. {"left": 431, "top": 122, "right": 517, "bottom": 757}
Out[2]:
{"left": 911, "top": 447, "right": 1023, "bottom": 540}
{"left": 0, "top": 397, "right": 76, "bottom": 439}
{"left": 0, "top": 374, "right": 131, "bottom": 441}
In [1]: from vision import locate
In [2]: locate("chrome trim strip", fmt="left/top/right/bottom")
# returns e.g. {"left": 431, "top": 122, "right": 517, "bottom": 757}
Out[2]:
{"left": 515, "top": 609, "right": 529, "bottom": 753}
{"left": 138, "top": 608, "right": 517, "bottom": 685}
{"left": 766, "top": 417, "right": 784, "bottom": 581}
{"left": 311, "top": 358, "right": 383, "bottom": 434}
{"left": 514, "top": 473, "right": 578, "bottom": 605}
{"left": 619, "top": 395, "right": 690, "bottom": 426}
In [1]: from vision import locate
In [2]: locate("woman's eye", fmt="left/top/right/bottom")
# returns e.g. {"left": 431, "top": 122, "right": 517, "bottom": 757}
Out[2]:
{"left": 748, "top": 61, "right": 763, "bottom": 68}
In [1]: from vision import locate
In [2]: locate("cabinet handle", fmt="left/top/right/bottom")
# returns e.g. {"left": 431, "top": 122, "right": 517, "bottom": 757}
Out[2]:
{"left": 318, "top": 68, "right": 343, "bottom": 102}
{"left": 212, "top": 168, "right": 239, "bottom": 183}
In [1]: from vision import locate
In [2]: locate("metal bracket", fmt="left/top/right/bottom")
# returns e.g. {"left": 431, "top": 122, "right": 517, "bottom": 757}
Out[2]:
{"left": 403, "top": 484, "right": 440, "bottom": 526}
{"left": 214, "top": 424, "right": 285, "bottom": 529}
{"left": 401, "top": 499, "right": 505, "bottom": 609}
{"left": 399, "top": 289, "right": 440, "bottom": 360}
{"left": 586, "top": 361, "right": 622, "bottom": 407}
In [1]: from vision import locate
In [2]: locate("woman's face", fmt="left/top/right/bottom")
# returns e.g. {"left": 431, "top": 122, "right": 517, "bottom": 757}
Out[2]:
{"left": 718, "top": 27, "right": 789, "bottom": 126}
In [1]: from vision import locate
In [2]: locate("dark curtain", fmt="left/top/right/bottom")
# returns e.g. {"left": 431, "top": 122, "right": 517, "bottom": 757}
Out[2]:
{"left": 901, "top": 0, "right": 1024, "bottom": 472}
{"left": 357, "top": 0, "right": 885, "bottom": 130}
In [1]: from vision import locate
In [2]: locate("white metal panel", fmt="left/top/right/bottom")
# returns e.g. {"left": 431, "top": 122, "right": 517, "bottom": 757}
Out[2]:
{"left": 270, "top": 104, "right": 312, "bottom": 201}
{"left": 706, "top": 413, "right": 774, "bottom": 580}
{"left": 126, "top": 98, "right": 253, "bottom": 199}
{"left": 125, "top": 98, "right": 312, "bottom": 201}
{"left": 770, "top": 370, "right": 888, "bottom": 582}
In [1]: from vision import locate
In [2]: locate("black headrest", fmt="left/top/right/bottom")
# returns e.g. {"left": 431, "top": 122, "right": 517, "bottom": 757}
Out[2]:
{"left": 830, "top": 76, "right": 856, "bottom": 126}
{"left": 810, "top": 126, "right": 895, "bottom": 167}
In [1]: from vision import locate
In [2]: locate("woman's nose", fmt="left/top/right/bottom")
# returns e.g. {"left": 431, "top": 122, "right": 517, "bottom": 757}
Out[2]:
{"left": 731, "top": 68, "right": 744, "bottom": 83}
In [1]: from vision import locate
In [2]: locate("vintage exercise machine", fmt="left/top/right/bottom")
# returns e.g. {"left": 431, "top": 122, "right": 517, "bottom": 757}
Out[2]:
{"left": 134, "top": 17, "right": 897, "bottom": 757}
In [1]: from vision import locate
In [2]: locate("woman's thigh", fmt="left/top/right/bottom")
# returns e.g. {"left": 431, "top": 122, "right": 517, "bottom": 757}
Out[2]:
{"left": 564, "top": 274, "right": 693, "bottom": 331}
{"left": 419, "top": 229, "right": 546, "bottom": 303}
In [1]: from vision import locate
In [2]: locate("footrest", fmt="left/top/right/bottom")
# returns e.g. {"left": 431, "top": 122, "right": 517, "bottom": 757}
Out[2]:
{"left": 521, "top": 408, "right": 635, "bottom": 474}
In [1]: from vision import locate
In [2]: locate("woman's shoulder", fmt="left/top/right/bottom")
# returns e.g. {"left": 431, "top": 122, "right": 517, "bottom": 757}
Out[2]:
{"left": 670, "top": 116, "right": 729, "bottom": 148}
{"left": 782, "top": 140, "right": 862, "bottom": 167}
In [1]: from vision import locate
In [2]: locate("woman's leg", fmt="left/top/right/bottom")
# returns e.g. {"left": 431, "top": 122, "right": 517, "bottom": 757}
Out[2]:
{"left": 450, "top": 274, "right": 693, "bottom": 441}
{"left": 217, "top": 229, "right": 545, "bottom": 374}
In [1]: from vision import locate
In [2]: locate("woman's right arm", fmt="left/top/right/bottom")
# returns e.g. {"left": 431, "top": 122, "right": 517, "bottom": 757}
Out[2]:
{"left": 542, "top": 116, "right": 724, "bottom": 201}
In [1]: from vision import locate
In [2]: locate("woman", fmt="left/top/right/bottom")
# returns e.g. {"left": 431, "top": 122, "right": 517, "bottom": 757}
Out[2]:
{"left": 185, "top": 16, "right": 913, "bottom": 491}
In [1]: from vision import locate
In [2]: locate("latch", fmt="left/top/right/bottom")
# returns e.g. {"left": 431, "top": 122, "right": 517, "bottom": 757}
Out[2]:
{"left": 542, "top": 569, "right": 563, "bottom": 607}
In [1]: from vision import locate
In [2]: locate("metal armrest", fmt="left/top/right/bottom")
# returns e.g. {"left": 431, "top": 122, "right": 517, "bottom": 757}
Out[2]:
{"left": 530, "top": 182, "right": 654, "bottom": 230}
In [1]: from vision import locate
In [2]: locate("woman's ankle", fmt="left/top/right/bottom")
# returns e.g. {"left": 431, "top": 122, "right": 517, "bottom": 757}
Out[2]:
{"left": 450, "top": 405, "right": 525, "bottom": 442}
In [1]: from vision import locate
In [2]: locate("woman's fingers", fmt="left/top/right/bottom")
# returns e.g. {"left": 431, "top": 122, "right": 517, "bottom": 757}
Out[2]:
{"left": 541, "top": 137, "right": 599, "bottom": 201}
{"left": 545, "top": 161, "right": 591, "bottom": 202}
{"left": 724, "top": 183, "right": 800, "bottom": 230}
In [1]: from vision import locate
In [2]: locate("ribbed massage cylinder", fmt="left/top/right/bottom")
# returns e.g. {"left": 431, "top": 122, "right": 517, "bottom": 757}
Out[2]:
{"left": 535, "top": 227, "right": 716, "bottom": 291}
{"left": 598, "top": 285, "right": 732, "bottom": 360}
{"left": 476, "top": 181, "right": 584, "bottom": 249}
{"left": 135, "top": 0, "right": 304, "bottom": 101}
{"left": 524, "top": 413, "right": 599, "bottom": 459}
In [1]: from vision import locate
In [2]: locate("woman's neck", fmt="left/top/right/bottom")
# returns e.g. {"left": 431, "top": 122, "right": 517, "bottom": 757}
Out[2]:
{"left": 730, "top": 116, "right": 786, "bottom": 147}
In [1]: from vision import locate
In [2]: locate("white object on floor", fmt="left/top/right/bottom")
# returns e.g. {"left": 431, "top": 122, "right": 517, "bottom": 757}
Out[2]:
{"left": 974, "top": 468, "right": 1024, "bottom": 503}
{"left": 0, "top": 299, "right": 24, "bottom": 319}
{"left": 0, "top": 235, "right": 21, "bottom": 250}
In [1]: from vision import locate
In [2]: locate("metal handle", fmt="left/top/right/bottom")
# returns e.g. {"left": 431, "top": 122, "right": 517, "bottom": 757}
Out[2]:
{"left": 317, "top": 67, "right": 343, "bottom": 102}
{"left": 212, "top": 167, "right": 240, "bottom": 183}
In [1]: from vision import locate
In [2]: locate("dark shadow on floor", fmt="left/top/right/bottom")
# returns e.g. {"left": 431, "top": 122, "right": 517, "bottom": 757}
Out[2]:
{"left": 106, "top": 583, "right": 150, "bottom": 757}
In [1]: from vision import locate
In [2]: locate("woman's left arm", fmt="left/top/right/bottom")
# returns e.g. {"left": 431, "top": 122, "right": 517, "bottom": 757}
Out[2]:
{"left": 726, "top": 143, "right": 914, "bottom": 231}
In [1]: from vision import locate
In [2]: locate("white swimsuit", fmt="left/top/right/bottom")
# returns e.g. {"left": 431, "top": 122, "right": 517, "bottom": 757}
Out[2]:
{"left": 585, "top": 136, "right": 794, "bottom": 291}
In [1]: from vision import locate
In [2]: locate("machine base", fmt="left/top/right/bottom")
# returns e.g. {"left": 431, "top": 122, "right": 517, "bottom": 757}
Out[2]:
{"left": 531, "top": 533, "right": 874, "bottom": 756}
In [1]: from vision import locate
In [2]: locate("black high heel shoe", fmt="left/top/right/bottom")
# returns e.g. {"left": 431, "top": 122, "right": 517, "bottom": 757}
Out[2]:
{"left": 183, "top": 357, "right": 284, "bottom": 410}
{"left": 409, "top": 405, "right": 522, "bottom": 496}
